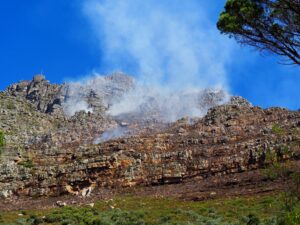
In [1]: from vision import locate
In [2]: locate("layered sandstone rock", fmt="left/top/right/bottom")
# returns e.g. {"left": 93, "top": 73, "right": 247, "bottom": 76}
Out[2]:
{"left": 0, "top": 75, "right": 299, "bottom": 199}
{"left": 0, "top": 98, "right": 299, "bottom": 198}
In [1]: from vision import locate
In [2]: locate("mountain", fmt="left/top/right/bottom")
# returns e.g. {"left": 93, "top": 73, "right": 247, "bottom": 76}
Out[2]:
{"left": 0, "top": 74, "right": 299, "bottom": 204}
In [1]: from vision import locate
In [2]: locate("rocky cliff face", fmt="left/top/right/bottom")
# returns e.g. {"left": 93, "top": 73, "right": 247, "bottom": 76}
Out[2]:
{"left": 0, "top": 74, "right": 299, "bottom": 199}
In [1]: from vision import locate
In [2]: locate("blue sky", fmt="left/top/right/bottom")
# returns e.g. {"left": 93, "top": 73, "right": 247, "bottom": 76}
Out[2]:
{"left": 0, "top": 0, "right": 299, "bottom": 110}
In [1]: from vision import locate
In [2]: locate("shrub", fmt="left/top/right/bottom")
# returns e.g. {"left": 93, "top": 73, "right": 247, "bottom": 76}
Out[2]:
{"left": 246, "top": 214, "right": 260, "bottom": 225}
{"left": 272, "top": 124, "right": 285, "bottom": 135}
{"left": 19, "top": 159, "right": 35, "bottom": 168}
{"left": 109, "top": 210, "right": 146, "bottom": 225}
{"left": 18, "top": 214, "right": 43, "bottom": 225}
{"left": 276, "top": 206, "right": 300, "bottom": 225}
{"left": 262, "top": 149, "right": 300, "bottom": 212}
{"left": 6, "top": 101, "right": 16, "bottom": 110}
{"left": 29, "top": 214, "right": 43, "bottom": 225}
{"left": 0, "top": 131, "right": 5, "bottom": 147}
{"left": 0, "top": 130, "right": 5, "bottom": 155}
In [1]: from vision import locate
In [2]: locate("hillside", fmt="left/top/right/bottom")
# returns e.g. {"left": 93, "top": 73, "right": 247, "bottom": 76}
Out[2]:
{"left": 0, "top": 74, "right": 299, "bottom": 212}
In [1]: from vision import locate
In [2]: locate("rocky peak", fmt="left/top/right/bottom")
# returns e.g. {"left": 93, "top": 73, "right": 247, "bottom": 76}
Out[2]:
{"left": 203, "top": 96, "right": 253, "bottom": 126}
{"left": 6, "top": 74, "right": 65, "bottom": 115}
{"left": 32, "top": 74, "right": 46, "bottom": 83}
{"left": 228, "top": 96, "right": 252, "bottom": 107}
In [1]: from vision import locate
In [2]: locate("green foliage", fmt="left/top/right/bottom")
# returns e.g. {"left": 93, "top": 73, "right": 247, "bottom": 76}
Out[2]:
{"left": 261, "top": 147, "right": 300, "bottom": 212}
{"left": 263, "top": 164, "right": 280, "bottom": 181}
{"left": 272, "top": 124, "right": 285, "bottom": 135}
{"left": 41, "top": 206, "right": 230, "bottom": 225}
{"left": 265, "top": 149, "right": 278, "bottom": 164}
{"left": 263, "top": 159, "right": 292, "bottom": 182}
{"left": 246, "top": 214, "right": 260, "bottom": 225}
{"left": 0, "top": 130, "right": 5, "bottom": 155}
{"left": 291, "top": 172, "right": 300, "bottom": 191}
{"left": 276, "top": 205, "right": 300, "bottom": 225}
{"left": 286, "top": 171, "right": 300, "bottom": 207}
{"left": 19, "top": 159, "right": 35, "bottom": 168}
{"left": 217, "top": 0, "right": 300, "bottom": 65}
{"left": 2, "top": 194, "right": 300, "bottom": 224}
{"left": 0, "top": 130, "right": 5, "bottom": 148}
{"left": 15, "top": 214, "right": 43, "bottom": 225}
{"left": 44, "top": 206, "right": 105, "bottom": 225}
{"left": 6, "top": 100, "right": 16, "bottom": 110}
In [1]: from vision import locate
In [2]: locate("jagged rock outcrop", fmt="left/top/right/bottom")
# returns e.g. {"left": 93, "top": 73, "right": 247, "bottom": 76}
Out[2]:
{"left": 228, "top": 96, "right": 253, "bottom": 107}
{"left": 5, "top": 73, "right": 230, "bottom": 120}
{"left": 6, "top": 74, "right": 65, "bottom": 115}
{"left": 62, "top": 72, "right": 135, "bottom": 116}
{"left": 5, "top": 73, "right": 135, "bottom": 117}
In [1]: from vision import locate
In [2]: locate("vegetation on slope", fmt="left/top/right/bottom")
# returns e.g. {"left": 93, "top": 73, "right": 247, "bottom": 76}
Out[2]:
{"left": 0, "top": 193, "right": 299, "bottom": 225}
{"left": 0, "top": 130, "right": 5, "bottom": 155}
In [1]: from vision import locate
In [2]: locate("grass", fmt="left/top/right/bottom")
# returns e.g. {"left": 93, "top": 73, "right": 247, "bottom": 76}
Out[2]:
{"left": 0, "top": 193, "right": 297, "bottom": 225}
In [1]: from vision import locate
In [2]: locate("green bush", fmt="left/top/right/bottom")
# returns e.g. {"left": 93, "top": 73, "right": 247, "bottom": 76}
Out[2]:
{"left": 261, "top": 148, "right": 300, "bottom": 211}
{"left": 16, "top": 214, "right": 43, "bottom": 225}
{"left": 272, "top": 124, "right": 285, "bottom": 135}
{"left": 4, "top": 195, "right": 300, "bottom": 225}
{"left": 34, "top": 205, "right": 233, "bottom": 225}
{"left": 0, "top": 130, "right": 5, "bottom": 155}
{"left": 276, "top": 206, "right": 300, "bottom": 225}
{"left": 19, "top": 159, "right": 35, "bottom": 168}
{"left": 43, "top": 207, "right": 148, "bottom": 225}
{"left": 246, "top": 214, "right": 260, "bottom": 225}
{"left": 0, "top": 130, "right": 5, "bottom": 147}
{"left": 6, "top": 101, "right": 16, "bottom": 110}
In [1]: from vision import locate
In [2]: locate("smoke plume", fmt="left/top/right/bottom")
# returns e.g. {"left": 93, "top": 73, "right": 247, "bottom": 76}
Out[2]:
{"left": 83, "top": 0, "right": 233, "bottom": 88}
{"left": 62, "top": 0, "right": 235, "bottom": 142}
{"left": 93, "top": 126, "right": 129, "bottom": 144}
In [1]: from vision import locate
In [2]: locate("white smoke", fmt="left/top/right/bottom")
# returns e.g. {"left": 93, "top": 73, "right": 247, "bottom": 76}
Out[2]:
{"left": 62, "top": 72, "right": 134, "bottom": 116}
{"left": 108, "top": 84, "right": 230, "bottom": 122}
{"left": 63, "top": 99, "right": 93, "bottom": 116}
{"left": 62, "top": 0, "right": 235, "bottom": 141}
{"left": 93, "top": 126, "right": 129, "bottom": 144}
{"left": 62, "top": 73, "right": 229, "bottom": 120}
{"left": 83, "top": 0, "right": 233, "bottom": 88}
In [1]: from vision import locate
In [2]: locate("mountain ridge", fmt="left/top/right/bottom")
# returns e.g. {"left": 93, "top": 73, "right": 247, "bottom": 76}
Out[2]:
{"left": 0, "top": 74, "right": 299, "bottom": 203}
